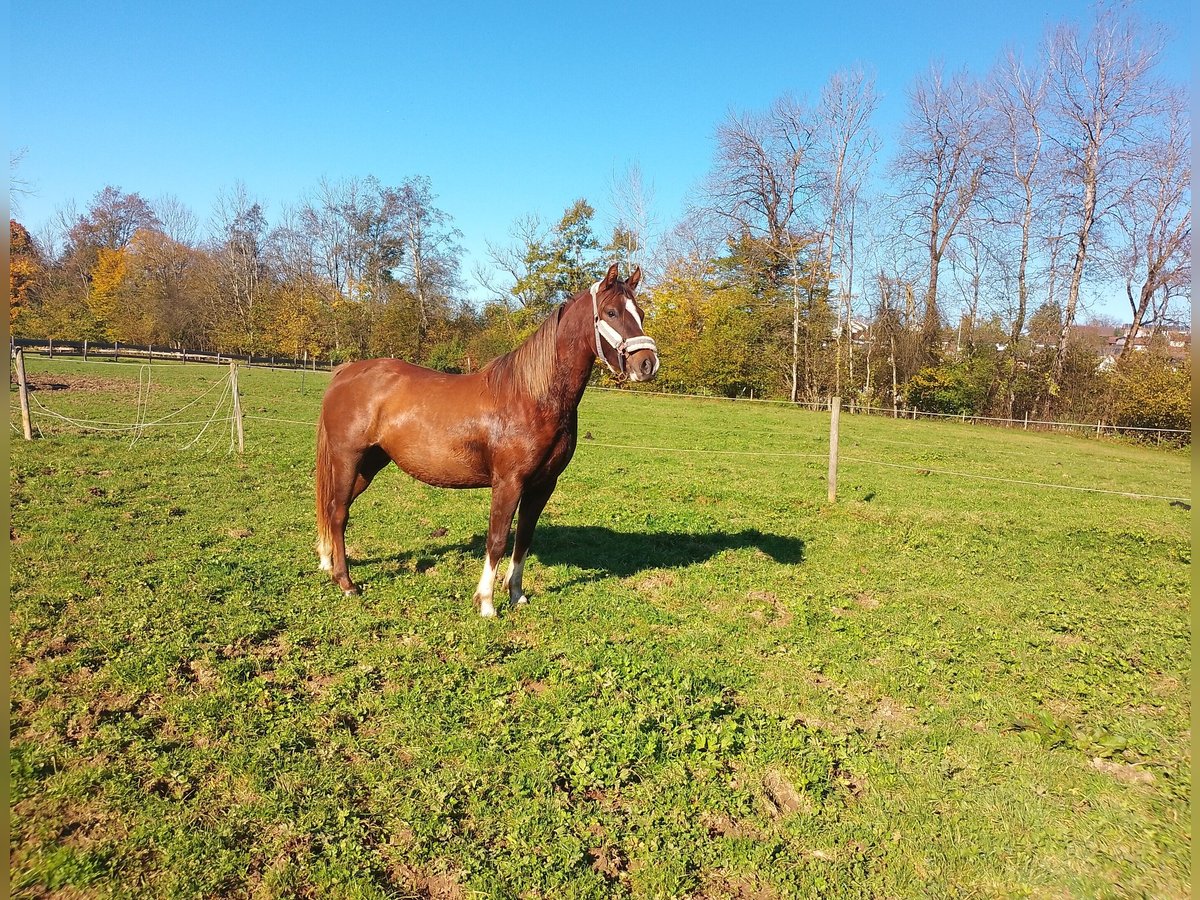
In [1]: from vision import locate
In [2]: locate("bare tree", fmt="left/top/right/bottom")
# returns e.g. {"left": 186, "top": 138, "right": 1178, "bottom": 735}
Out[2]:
{"left": 1044, "top": 5, "right": 1165, "bottom": 383}
{"left": 816, "top": 67, "right": 879, "bottom": 394}
{"left": 1110, "top": 89, "right": 1190, "bottom": 359}
{"left": 10, "top": 148, "right": 32, "bottom": 216}
{"left": 705, "top": 94, "right": 822, "bottom": 401}
{"left": 480, "top": 213, "right": 550, "bottom": 310}
{"left": 991, "top": 50, "right": 1048, "bottom": 353}
{"left": 891, "top": 65, "right": 994, "bottom": 360}
{"left": 396, "top": 175, "right": 461, "bottom": 354}
{"left": 153, "top": 194, "right": 198, "bottom": 247}
{"left": 990, "top": 48, "right": 1049, "bottom": 414}
{"left": 607, "top": 161, "right": 659, "bottom": 274}
{"left": 208, "top": 182, "right": 269, "bottom": 351}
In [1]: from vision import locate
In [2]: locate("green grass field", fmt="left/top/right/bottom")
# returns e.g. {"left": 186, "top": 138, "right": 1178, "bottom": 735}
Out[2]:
{"left": 9, "top": 358, "right": 1191, "bottom": 898}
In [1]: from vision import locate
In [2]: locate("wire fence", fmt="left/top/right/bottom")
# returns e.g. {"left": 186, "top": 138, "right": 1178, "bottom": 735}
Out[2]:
{"left": 11, "top": 336, "right": 333, "bottom": 372}
{"left": 603, "top": 385, "right": 1191, "bottom": 440}
{"left": 13, "top": 355, "right": 239, "bottom": 452}
{"left": 12, "top": 354, "right": 1189, "bottom": 505}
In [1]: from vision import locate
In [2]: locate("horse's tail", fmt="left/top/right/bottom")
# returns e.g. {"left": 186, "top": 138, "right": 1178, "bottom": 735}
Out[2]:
{"left": 315, "top": 414, "right": 334, "bottom": 571}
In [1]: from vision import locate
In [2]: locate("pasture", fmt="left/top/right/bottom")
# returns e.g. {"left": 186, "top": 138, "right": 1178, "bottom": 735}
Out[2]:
{"left": 8, "top": 358, "right": 1191, "bottom": 898}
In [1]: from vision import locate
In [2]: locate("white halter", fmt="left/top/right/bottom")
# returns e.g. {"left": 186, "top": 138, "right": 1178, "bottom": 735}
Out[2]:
{"left": 590, "top": 281, "right": 658, "bottom": 375}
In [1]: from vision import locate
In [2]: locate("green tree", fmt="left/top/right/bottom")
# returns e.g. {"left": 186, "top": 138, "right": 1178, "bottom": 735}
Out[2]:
{"left": 509, "top": 199, "right": 605, "bottom": 309}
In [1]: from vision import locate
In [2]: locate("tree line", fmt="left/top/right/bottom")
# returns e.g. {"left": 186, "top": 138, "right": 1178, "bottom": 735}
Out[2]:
{"left": 9, "top": 5, "right": 1189, "bottom": 436}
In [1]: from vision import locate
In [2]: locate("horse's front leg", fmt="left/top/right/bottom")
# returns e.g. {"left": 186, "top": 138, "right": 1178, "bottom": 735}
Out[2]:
{"left": 504, "top": 478, "right": 557, "bottom": 608}
{"left": 474, "top": 478, "right": 522, "bottom": 618}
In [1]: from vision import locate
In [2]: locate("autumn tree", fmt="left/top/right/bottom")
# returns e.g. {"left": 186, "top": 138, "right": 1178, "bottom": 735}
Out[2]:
{"left": 10, "top": 220, "right": 43, "bottom": 327}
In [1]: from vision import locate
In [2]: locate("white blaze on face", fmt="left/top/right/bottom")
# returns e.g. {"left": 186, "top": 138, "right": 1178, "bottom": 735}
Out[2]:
{"left": 625, "top": 298, "right": 643, "bottom": 329}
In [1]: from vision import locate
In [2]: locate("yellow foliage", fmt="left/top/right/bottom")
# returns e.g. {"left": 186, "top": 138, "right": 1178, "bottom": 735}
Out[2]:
{"left": 10, "top": 255, "right": 38, "bottom": 325}
{"left": 10, "top": 219, "right": 41, "bottom": 325}
{"left": 88, "top": 247, "right": 129, "bottom": 338}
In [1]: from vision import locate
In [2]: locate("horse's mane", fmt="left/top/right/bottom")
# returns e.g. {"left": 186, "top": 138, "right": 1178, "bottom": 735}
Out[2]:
{"left": 482, "top": 300, "right": 568, "bottom": 399}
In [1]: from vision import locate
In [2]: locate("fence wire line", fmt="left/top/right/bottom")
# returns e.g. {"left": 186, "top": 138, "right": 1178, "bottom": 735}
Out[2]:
{"left": 181, "top": 377, "right": 235, "bottom": 451}
{"left": 243, "top": 414, "right": 317, "bottom": 426}
{"left": 836, "top": 454, "right": 1190, "bottom": 504}
{"left": 582, "top": 439, "right": 828, "bottom": 460}
{"left": 596, "top": 387, "right": 1191, "bottom": 435}
{"left": 21, "top": 354, "right": 228, "bottom": 371}
{"left": 16, "top": 347, "right": 331, "bottom": 374}
{"left": 595, "top": 386, "right": 829, "bottom": 410}
{"left": 578, "top": 440, "right": 1187, "bottom": 503}
{"left": 849, "top": 403, "right": 1191, "bottom": 434}
{"left": 26, "top": 399, "right": 235, "bottom": 433}
{"left": 129, "top": 365, "right": 150, "bottom": 447}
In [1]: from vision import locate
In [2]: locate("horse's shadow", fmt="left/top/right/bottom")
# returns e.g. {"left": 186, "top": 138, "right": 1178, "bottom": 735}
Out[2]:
{"left": 356, "top": 524, "right": 805, "bottom": 585}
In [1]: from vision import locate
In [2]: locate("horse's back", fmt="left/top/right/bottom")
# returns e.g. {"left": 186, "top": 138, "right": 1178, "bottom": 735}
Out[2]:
{"left": 320, "top": 357, "right": 494, "bottom": 487}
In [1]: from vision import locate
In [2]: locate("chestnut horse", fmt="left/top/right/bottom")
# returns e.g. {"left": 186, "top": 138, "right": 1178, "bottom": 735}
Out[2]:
{"left": 315, "top": 263, "right": 658, "bottom": 616}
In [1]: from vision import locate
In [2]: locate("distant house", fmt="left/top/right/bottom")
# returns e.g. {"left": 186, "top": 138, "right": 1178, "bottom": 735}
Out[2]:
{"left": 1105, "top": 325, "right": 1191, "bottom": 361}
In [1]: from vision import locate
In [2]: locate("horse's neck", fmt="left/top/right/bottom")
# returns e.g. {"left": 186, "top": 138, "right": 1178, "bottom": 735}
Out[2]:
{"left": 550, "top": 294, "right": 598, "bottom": 416}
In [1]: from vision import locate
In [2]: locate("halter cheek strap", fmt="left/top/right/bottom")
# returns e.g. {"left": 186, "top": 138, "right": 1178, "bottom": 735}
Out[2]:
{"left": 591, "top": 281, "right": 658, "bottom": 375}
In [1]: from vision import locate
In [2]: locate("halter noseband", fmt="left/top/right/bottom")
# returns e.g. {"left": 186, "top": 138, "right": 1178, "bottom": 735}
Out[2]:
{"left": 590, "top": 281, "right": 658, "bottom": 376}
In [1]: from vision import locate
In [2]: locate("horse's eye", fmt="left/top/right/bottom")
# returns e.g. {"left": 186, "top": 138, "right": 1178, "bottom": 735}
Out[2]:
{"left": 606, "top": 308, "right": 617, "bottom": 318}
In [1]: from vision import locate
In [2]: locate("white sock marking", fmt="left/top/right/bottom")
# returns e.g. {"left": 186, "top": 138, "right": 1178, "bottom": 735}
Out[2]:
{"left": 476, "top": 556, "right": 498, "bottom": 617}
{"left": 505, "top": 556, "right": 528, "bottom": 606}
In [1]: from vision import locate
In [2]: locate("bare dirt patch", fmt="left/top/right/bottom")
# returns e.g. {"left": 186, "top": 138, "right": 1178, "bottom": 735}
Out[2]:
{"left": 746, "top": 591, "right": 793, "bottom": 627}
{"left": 587, "top": 842, "right": 626, "bottom": 880}
{"left": 701, "top": 811, "right": 764, "bottom": 841}
{"left": 852, "top": 592, "right": 880, "bottom": 610}
{"left": 26, "top": 374, "right": 136, "bottom": 393}
{"left": 761, "top": 769, "right": 814, "bottom": 818}
{"left": 1090, "top": 757, "right": 1155, "bottom": 785}
{"left": 387, "top": 863, "right": 464, "bottom": 899}
{"left": 692, "top": 870, "right": 779, "bottom": 899}
{"left": 634, "top": 571, "right": 677, "bottom": 598}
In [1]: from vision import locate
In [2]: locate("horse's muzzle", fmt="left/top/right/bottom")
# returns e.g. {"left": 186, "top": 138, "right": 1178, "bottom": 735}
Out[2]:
{"left": 627, "top": 348, "right": 660, "bottom": 382}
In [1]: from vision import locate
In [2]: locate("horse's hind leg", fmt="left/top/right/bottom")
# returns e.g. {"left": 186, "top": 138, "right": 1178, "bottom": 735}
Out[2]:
{"left": 322, "top": 447, "right": 389, "bottom": 595}
{"left": 504, "top": 478, "right": 557, "bottom": 608}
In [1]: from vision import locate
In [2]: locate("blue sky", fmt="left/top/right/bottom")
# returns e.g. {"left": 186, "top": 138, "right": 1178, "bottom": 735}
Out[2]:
{"left": 10, "top": 1, "right": 1193, "bottom": 318}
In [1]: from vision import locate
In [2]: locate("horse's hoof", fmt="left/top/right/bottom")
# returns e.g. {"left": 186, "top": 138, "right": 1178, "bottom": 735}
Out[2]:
{"left": 343, "top": 586, "right": 360, "bottom": 597}
{"left": 513, "top": 595, "right": 529, "bottom": 607}
{"left": 479, "top": 604, "right": 497, "bottom": 618}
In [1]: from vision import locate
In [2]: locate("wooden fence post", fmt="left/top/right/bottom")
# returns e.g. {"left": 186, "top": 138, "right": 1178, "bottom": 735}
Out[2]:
{"left": 827, "top": 396, "right": 841, "bottom": 503}
{"left": 14, "top": 348, "right": 33, "bottom": 441}
{"left": 229, "top": 361, "right": 245, "bottom": 454}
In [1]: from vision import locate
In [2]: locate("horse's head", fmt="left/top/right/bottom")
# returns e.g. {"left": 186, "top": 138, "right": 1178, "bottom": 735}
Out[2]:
{"left": 590, "top": 263, "right": 659, "bottom": 382}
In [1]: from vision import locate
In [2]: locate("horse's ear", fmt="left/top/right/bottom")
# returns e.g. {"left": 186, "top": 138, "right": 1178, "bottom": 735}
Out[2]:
{"left": 627, "top": 266, "right": 642, "bottom": 292}
{"left": 602, "top": 262, "right": 619, "bottom": 288}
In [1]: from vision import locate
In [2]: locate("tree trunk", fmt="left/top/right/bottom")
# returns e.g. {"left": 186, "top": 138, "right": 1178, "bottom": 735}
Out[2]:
{"left": 790, "top": 268, "right": 800, "bottom": 404}
{"left": 1053, "top": 153, "right": 1098, "bottom": 386}
{"left": 1119, "top": 276, "right": 1157, "bottom": 361}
